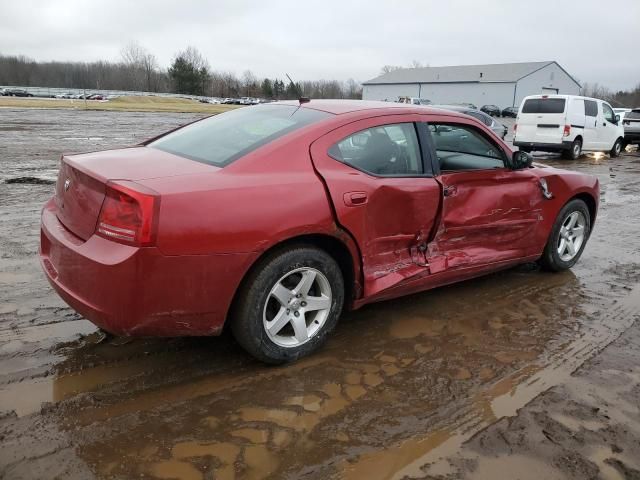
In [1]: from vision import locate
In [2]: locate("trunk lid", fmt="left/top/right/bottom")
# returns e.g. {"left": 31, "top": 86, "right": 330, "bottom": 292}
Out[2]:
{"left": 55, "top": 146, "right": 217, "bottom": 240}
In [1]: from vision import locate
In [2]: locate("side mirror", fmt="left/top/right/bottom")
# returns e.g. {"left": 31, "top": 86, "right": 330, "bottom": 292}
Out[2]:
{"left": 615, "top": 114, "right": 620, "bottom": 124}
{"left": 509, "top": 150, "right": 533, "bottom": 170}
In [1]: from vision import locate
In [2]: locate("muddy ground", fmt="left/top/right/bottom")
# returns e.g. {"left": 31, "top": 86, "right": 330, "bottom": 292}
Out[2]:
{"left": 0, "top": 108, "right": 639, "bottom": 480}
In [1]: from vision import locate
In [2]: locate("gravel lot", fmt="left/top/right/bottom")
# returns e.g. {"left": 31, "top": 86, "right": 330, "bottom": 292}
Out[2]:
{"left": 0, "top": 108, "right": 639, "bottom": 480}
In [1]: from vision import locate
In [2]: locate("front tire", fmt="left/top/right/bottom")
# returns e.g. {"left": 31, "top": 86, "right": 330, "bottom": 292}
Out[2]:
{"left": 230, "top": 246, "right": 344, "bottom": 364}
{"left": 538, "top": 199, "right": 591, "bottom": 272}
{"left": 610, "top": 138, "right": 623, "bottom": 158}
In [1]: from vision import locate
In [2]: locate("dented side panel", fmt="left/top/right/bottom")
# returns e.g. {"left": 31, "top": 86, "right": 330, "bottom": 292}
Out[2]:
{"left": 429, "top": 169, "right": 544, "bottom": 270}
{"left": 310, "top": 114, "right": 441, "bottom": 297}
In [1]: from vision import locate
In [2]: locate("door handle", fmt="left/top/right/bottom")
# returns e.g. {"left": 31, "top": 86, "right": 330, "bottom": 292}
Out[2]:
{"left": 343, "top": 191, "right": 368, "bottom": 206}
{"left": 443, "top": 185, "right": 457, "bottom": 197}
{"left": 603, "top": 122, "right": 606, "bottom": 127}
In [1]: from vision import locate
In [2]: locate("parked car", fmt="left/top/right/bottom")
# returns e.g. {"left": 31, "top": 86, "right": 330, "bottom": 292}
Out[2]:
{"left": 397, "top": 96, "right": 432, "bottom": 106}
{"left": 614, "top": 108, "right": 631, "bottom": 124}
{"left": 431, "top": 104, "right": 508, "bottom": 139}
{"left": 622, "top": 108, "right": 640, "bottom": 148}
{"left": 481, "top": 105, "right": 501, "bottom": 117}
{"left": 87, "top": 94, "right": 105, "bottom": 100}
{"left": 40, "top": 100, "right": 599, "bottom": 363}
{"left": 513, "top": 95, "right": 625, "bottom": 159}
{"left": 451, "top": 102, "right": 478, "bottom": 110}
{"left": 55, "top": 92, "right": 75, "bottom": 99}
{"left": 4, "top": 88, "right": 33, "bottom": 97}
{"left": 501, "top": 106, "right": 518, "bottom": 118}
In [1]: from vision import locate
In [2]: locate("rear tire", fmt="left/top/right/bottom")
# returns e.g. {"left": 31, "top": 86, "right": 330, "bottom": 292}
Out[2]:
{"left": 230, "top": 246, "right": 344, "bottom": 364}
{"left": 610, "top": 138, "right": 623, "bottom": 158}
{"left": 562, "top": 138, "right": 582, "bottom": 160}
{"left": 538, "top": 199, "right": 591, "bottom": 272}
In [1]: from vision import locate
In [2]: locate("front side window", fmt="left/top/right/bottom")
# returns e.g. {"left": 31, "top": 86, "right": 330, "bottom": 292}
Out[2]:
{"left": 149, "top": 105, "right": 332, "bottom": 167}
{"left": 602, "top": 103, "right": 615, "bottom": 123}
{"left": 428, "top": 123, "right": 505, "bottom": 172}
{"left": 328, "top": 123, "right": 422, "bottom": 176}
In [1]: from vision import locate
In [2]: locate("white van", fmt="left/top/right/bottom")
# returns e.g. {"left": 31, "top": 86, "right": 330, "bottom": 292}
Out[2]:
{"left": 513, "top": 95, "right": 624, "bottom": 159}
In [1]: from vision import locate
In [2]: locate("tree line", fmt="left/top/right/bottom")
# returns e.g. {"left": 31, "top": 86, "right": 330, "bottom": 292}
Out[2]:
{"left": 0, "top": 43, "right": 362, "bottom": 100}
{"left": 580, "top": 82, "right": 640, "bottom": 109}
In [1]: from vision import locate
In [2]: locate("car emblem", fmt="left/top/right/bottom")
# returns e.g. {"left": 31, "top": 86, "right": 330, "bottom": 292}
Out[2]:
{"left": 64, "top": 179, "right": 71, "bottom": 191}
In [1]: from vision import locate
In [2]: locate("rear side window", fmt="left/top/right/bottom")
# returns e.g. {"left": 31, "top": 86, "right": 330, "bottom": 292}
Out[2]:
{"left": 584, "top": 100, "right": 598, "bottom": 117}
{"left": 328, "top": 123, "right": 423, "bottom": 176}
{"left": 522, "top": 98, "right": 566, "bottom": 114}
{"left": 149, "top": 105, "right": 331, "bottom": 167}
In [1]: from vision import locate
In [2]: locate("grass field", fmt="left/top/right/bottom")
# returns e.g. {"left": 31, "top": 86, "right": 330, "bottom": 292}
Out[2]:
{"left": 0, "top": 95, "right": 241, "bottom": 113}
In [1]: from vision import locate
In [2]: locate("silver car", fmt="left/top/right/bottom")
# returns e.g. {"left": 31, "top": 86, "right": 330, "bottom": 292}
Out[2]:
{"left": 622, "top": 108, "right": 640, "bottom": 148}
{"left": 430, "top": 105, "right": 508, "bottom": 139}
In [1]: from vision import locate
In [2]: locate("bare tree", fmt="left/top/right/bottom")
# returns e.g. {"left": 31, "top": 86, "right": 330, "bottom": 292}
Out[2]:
{"left": 120, "top": 42, "right": 160, "bottom": 91}
{"left": 380, "top": 65, "right": 402, "bottom": 75}
{"left": 242, "top": 70, "right": 258, "bottom": 97}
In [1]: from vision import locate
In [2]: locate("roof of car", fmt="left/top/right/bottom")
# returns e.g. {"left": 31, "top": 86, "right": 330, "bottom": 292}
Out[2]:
{"left": 272, "top": 99, "right": 463, "bottom": 116}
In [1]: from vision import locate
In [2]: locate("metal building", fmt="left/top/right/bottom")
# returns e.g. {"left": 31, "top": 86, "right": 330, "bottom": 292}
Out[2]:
{"left": 362, "top": 61, "right": 581, "bottom": 108}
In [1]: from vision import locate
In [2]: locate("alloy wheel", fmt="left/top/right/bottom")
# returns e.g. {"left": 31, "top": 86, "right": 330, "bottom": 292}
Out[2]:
{"left": 263, "top": 267, "right": 332, "bottom": 348}
{"left": 557, "top": 211, "right": 586, "bottom": 261}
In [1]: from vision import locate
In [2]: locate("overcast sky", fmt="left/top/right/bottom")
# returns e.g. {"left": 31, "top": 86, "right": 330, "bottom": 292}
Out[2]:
{"left": 1, "top": 0, "right": 637, "bottom": 90}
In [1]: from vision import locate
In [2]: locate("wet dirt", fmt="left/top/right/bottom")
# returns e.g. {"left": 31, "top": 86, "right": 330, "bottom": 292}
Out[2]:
{"left": 1, "top": 109, "right": 639, "bottom": 479}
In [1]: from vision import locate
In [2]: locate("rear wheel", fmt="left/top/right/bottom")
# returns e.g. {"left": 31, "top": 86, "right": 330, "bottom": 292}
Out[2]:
{"left": 538, "top": 199, "right": 590, "bottom": 272}
{"left": 230, "top": 246, "right": 344, "bottom": 364}
{"left": 610, "top": 138, "right": 623, "bottom": 158}
{"left": 562, "top": 138, "right": 582, "bottom": 160}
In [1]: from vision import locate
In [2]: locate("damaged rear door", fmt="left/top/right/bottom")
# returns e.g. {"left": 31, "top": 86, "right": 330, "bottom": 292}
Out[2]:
{"left": 310, "top": 115, "right": 441, "bottom": 297}
{"left": 424, "top": 118, "right": 544, "bottom": 272}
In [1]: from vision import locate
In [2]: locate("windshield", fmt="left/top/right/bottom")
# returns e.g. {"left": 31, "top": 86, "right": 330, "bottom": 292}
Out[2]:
{"left": 149, "top": 105, "right": 332, "bottom": 166}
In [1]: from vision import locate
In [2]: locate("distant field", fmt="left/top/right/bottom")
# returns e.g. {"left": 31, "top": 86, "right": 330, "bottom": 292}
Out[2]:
{"left": 0, "top": 95, "right": 241, "bottom": 113}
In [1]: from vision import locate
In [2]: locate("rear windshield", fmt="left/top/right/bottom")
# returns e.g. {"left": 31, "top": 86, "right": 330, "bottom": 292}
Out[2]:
{"left": 522, "top": 98, "right": 566, "bottom": 114}
{"left": 627, "top": 110, "right": 640, "bottom": 119}
{"left": 149, "top": 105, "right": 332, "bottom": 166}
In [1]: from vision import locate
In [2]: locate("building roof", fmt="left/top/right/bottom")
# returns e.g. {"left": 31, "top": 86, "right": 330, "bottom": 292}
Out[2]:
{"left": 363, "top": 61, "right": 575, "bottom": 85}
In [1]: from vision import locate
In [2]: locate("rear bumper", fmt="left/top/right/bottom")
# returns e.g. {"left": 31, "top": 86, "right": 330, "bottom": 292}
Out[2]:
{"left": 40, "top": 198, "right": 257, "bottom": 336}
{"left": 623, "top": 131, "right": 640, "bottom": 144}
{"left": 513, "top": 140, "right": 573, "bottom": 152}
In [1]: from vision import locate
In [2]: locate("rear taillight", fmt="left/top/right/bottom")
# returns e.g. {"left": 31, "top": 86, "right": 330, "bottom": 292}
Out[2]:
{"left": 563, "top": 125, "right": 571, "bottom": 137}
{"left": 96, "top": 181, "right": 159, "bottom": 246}
{"left": 513, "top": 123, "right": 517, "bottom": 133}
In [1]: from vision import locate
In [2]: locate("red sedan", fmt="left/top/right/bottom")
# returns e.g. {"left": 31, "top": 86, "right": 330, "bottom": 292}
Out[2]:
{"left": 40, "top": 100, "right": 599, "bottom": 363}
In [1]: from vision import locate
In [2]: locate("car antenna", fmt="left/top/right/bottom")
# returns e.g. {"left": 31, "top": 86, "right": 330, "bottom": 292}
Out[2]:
{"left": 286, "top": 73, "right": 309, "bottom": 104}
